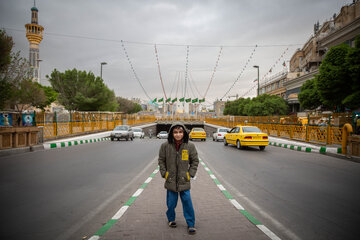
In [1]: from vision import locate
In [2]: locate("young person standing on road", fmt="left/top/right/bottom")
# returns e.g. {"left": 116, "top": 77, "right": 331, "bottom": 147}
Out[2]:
{"left": 158, "top": 122, "right": 199, "bottom": 234}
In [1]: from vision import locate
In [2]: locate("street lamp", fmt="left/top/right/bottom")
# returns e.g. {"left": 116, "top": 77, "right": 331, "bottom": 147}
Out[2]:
{"left": 253, "top": 65, "right": 260, "bottom": 97}
{"left": 100, "top": 62, "right": 107, "bottom": 80}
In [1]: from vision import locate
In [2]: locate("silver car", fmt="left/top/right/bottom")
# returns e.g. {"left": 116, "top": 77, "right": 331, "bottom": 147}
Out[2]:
{"left": 213, "top": 127, "right": 229, "bottom": 141}
{"left": 110, "top": 125, "right": 134, "bottom": 141}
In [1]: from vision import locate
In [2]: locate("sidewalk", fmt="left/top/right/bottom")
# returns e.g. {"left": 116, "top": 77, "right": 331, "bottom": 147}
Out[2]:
{"left": 97, "top": 159, "right": 273, "bottom": 240}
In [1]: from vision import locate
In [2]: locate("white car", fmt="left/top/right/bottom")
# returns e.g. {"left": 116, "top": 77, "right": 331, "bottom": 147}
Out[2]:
{"left": 213, "top": 127, "right": 229, "bottom": 141}
{"left": 110, "top": 125, "right": 134, "bottom": 141}
{"left": 133, "top": 128, "right": 145, "bottom": 138}
{"left": 157, "top": 131, "right": 168, "bottom": 139}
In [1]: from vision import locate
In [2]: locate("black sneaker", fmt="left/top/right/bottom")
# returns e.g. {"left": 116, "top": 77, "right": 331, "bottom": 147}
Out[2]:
{"left": 188, "top": 227, "right": 196, "bottom": 234}
{"left": 168, "top": 221, "right": 177, "bottom": 228}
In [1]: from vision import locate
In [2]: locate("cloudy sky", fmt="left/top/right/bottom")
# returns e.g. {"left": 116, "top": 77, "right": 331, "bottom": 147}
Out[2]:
{"left": 0, "top": 0, "right": 350, "bottom": 105}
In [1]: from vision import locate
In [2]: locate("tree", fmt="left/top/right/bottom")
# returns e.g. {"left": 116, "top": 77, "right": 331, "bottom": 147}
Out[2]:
{"left": 47, "top": 68, "right": 118, "bottom": 111}
{"left": 34, "top": 83, "right": 58, "bottom": 110}
{"left": 0, "top": 30, "right": 49, "bottom": 111}
{"left": 223, "top": 94, "right": 288, "bottom": 116}
{"left": 298, "top": 78, "right": 322, "bottom": 110}
{"left": 342, "top": 35, "right": 360, "bottom": 109}
{"left": 116, "top": 97, "right": 142, "bottom": 114}
{"left": 0, "top": 29, "right": 13, "bottom": 72}
{"left": 316, "top": 44, "right": 352, "bottom": 108}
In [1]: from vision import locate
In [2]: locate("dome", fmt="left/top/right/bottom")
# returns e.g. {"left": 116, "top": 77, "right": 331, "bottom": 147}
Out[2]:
{"left": 31, "top": 6, "right": 38, "bottom": 11}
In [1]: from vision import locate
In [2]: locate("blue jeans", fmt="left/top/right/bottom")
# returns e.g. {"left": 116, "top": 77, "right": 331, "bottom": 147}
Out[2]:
{"left": 166, "top": 190, "right": 195, "bottom": 227}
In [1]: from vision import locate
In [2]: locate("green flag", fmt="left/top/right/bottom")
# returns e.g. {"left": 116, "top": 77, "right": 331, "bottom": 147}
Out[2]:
{"left": 179, "top": 97, "right": 185, "bottom": 102}
{"left": 192, "top": 98, "right": 198, "bottom": 103}
{"left": 158, "top": 98, "right": 163, "bottom": 102}
{"left": 185, "top": 98, "right": 191, "bottom": 103}
{"left": 166, "top": 98, "right": 171, "bottom": 102}
{"left": 199, "top": 98, "right": 205, "bottom": 103}
{"left": 172, "top": 98, "right": 177, "bottom": 103}
{"left": 153, "top": 98, "right": 157, "bottom": 103}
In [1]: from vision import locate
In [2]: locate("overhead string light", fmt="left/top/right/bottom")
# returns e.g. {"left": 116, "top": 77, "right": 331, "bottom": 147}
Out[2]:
{"left": 203, "top": 46, "right": 223, "bottom": 100}
{"left": 240, "top": 47, "right": 290, "bottom": 98}
{"left": 154, "top": 44, "right": 168, "bottom": 103}
{"left": 184, "top": 46, "right": 190, "bottom": 100}
{"left": 121, "top": 40, "right": 152, "bottom": 101}
{"left": 261, "top": 47, "right": 289, "bottom": 85}
{"left": 221, "top": 45, "right": 258, "bottom": 100}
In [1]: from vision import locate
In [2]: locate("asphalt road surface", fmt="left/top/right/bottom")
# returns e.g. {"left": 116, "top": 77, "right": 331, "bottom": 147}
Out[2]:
{"left": 1, "top": 138, "right": 359, "bottom": 240}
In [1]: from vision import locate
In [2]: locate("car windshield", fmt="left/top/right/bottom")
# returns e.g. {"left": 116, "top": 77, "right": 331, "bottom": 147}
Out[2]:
{"left": 242, "top": 127, "right": 261, "bottom": 133}
{"left": 160, "top": 131, "right": 167, "bottom": 134}
{"left": 133, "top": 129, "right": 142, "bottom": 132}
{"left": 193, "top": 128, "right": 204, "bottom": 132}
{"left": 219, "top": 129, "right": 228, "bottom": 132}
{"left": 114, "top": 126, "right": 128, "bottom": 131}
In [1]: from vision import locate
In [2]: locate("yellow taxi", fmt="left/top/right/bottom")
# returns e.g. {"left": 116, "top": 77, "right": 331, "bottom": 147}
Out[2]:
{"left": 224, "top": 125, "right": 268, "bottom": 150}
{"left": 189, "top": 128, "right": 207, "bottom": 141}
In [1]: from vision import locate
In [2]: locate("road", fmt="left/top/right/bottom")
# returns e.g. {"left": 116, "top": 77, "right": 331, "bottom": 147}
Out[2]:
{"left": 1, "top": 138, "right": 360, "bottom": 239}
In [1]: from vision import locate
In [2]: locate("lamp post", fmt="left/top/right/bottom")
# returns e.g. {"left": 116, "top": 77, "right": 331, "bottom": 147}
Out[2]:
{"left": 100, "top": 62, "right": 107, "bottom": 80}
{"left": 253, "top": 65, "right": 259, "bottom": 97}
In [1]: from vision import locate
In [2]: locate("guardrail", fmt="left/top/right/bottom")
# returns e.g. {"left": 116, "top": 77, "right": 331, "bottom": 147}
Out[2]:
{"left": 35, "top": 112, "right": 156, "bottom": 140}
{"left": 204, "top": 117, "right": 344, "bottom": 145}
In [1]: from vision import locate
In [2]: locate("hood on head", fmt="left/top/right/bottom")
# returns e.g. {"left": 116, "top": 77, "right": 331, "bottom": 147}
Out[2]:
{"left": 167, "top": 122, "right": 189, "bottom": 144}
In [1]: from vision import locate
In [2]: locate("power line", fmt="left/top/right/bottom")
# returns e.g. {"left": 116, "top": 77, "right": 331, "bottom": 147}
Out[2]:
{"left": 4, "top": 27, "right": 303, "bottom": 48}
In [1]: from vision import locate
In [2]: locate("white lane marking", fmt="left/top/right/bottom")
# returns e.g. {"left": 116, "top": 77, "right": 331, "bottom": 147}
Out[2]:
{"left": 229, "top": 199, "right": 244, "bottom": 210}
{"left": 144, "top": 177, "right": 152, "bottom": 183}
{"left": 257, "top": 225, "right": 281, "bottom": 240}
{"left": 197, "top": 151, "right": 300, "bottom": 240}
{"left": 153, "top": 169, "right": 159, "bottom": 174}
{"left": 204, "top": 167, "right": 210, "bottom": 171}
{"left": 217, "top": 184, "right": 226, "bottom": 191}
{"left": 210, "top": 174, "right": 216, "bottom": 179}
{"left": 88, "top": 236, "right": 100, "bottom": 240}
{"left": 112, "top": 206, "right": 129, "bottom": 220}
{"left": 201, "top": 162, "right": 205, "bottom": 166}
{"left": 132, "top": 189, "right": 143, "bottom": 197}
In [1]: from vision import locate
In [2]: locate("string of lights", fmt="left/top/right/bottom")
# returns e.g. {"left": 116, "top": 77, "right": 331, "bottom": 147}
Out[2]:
{"left": 221, "top": 45, "right": 258, "bottom": 100}
{"left": 120, "top": 40, "right": 152, "bottom": 101}
{"left": 154, "top": 44, "right": 168, "bottom": 102}
{"left": 203, "top": 46, "right": 223, "bottom": 99}
{"left": 184, "top": 45, "right": 190, "bottom": 99}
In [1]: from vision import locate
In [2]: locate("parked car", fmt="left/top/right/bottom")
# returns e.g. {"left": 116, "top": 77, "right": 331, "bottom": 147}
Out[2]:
{"left": 157, "top": 131, "right": 168, "bottom": 139}
{"left": 224, "top": 125, "right": 268, "bottom": 150}
{"left": 212, "top": 127, "right": 229, "bottom": 141}
{"left": 110, "top": 125, "right": 134, "bottom": 141}
{"left": 133, "top": 127, "right": 145, "bottom": 138}
{"left": 189, "top": 128, "right": 206, "bottom": 141}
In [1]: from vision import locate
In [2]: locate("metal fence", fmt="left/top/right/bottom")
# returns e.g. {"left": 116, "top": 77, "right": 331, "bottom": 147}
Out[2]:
{"left": 35, "top": 112, "right": 156, "bottom": 139}
{"left": 203, "top": 113, "right": 353, "bottom": 145}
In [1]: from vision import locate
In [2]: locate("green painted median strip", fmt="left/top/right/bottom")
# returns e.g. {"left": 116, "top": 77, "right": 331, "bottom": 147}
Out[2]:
{"left": 240, "top": 210, "right": 262, "bottom": 225}
{"left": 50, "top": 143, "right": 56, "bottom": 148}
{"left": 95, "top": 219, "right": 117, "bottom": 236}
{"left": 88, "top": 167, "right": 160, "bottom": 239}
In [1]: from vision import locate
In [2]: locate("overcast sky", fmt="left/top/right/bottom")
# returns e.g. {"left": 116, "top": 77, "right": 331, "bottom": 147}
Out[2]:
{"left": 0, "top": 0, "right": 350, "bottom": 105}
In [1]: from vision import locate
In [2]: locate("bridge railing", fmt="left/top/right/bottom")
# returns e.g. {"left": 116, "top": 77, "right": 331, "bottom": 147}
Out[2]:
{"left": 204, "top": 113, "right": 353, "bottom": 145}
{"left": 35, "top": 112, "right": 156, "bottom": 140}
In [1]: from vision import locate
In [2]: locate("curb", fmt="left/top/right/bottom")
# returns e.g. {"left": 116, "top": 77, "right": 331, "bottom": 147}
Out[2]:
{"left": 88, "top": 167, "right": 160, "bottom": 240}
{"left": 44, "top": 137, "right": 111, "bottom": 150}
{"left": 268, "top": 141, "right": 342, "bottom": 155}
{"left": 199, "top": 158, "right": 281, "bottom": 240}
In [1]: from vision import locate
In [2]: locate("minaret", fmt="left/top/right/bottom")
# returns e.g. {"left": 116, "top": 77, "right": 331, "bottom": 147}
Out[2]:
{"left": 25, "top": 0, "right": 44, "bottom": 83}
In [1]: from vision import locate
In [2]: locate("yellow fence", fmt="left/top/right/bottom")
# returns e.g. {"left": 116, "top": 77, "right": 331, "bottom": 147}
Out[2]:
{"left": 204, "top": 116, "right": 345, "bottom": 145}
{"left": 35, "top": 112, "right": 156, "bottom": 139}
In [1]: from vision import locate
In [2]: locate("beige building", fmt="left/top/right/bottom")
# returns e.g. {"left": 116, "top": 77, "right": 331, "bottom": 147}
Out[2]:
{"left": 284, "top": 0, "right": 360, "bottom": 112}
